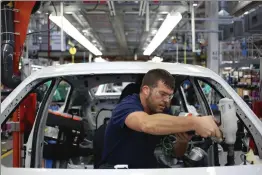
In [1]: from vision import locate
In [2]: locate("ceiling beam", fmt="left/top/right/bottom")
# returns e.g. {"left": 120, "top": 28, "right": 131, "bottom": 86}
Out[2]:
{"left": 47, "top": 3, "right": 186, "bottom": 15}
{"left": 229, "top": 1, "right": 262, "bottom": 16}
{"left": 78, "top": 11, "right": 107, "bottom": 52}
{"left": 230, "top": 1, "right": 252, "bottom": 15}
{"left": 108, "top": 14, "right": 130, "bottom": 55}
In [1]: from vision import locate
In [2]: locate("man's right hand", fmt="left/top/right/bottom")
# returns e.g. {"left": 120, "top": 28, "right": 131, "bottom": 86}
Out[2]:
{"left": 193, "top": 116, "right": 221, "bottom": 138}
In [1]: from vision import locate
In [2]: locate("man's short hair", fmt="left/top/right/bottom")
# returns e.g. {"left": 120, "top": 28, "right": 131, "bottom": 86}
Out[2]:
{"left": 141, "top": 69, "right": 175, "bottom": 90}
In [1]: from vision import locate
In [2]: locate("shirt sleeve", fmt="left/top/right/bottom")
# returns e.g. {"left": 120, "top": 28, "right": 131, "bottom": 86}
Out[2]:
{"left": 164, "top": 107, "right": 173, "bottom": 115}
{"left": 111, "top": 99, "right": 143, "bottom": 128}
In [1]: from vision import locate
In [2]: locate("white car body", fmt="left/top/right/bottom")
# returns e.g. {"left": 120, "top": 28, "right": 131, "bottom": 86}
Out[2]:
{"left": 1, "top": 62, "right": 262, "bottom": 174}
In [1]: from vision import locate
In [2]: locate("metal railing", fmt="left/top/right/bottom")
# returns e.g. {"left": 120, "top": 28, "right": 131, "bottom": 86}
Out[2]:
{"left": 221, "top": 34, "right": 262, "bottom": 62}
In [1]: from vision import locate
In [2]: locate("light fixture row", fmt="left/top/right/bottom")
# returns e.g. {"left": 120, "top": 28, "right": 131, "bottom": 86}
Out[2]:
{"left": 143, "top": 12, "right": 182, "bottom": 56}
{"left": 50, "top": 11, "right": 182, "bottom": 57}
{"left": 49, "top": 14, "right": 102, "bottom": 56}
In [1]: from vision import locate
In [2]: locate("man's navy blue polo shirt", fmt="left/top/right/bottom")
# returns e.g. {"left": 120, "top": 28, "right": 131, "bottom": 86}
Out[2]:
{"left": 102, "top": 94, "right": 171, "bottom": 168}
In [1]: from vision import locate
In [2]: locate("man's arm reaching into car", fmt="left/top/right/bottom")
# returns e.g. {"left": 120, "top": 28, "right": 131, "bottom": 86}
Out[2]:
{"left": 125, "top": 111, "right": 221, "bottom": 138}
{"left": 173, "top": 133, "right": 192, "bottom": 157}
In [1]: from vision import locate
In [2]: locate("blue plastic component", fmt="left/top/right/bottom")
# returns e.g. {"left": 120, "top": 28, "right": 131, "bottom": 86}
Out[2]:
{"left": 45, "top": 140, "right": 57, "bottom": 168}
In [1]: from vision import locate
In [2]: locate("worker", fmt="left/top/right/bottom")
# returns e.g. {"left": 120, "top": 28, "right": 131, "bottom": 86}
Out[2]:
{"left": 100, "top": 69, "right": 221, "bottom": 169}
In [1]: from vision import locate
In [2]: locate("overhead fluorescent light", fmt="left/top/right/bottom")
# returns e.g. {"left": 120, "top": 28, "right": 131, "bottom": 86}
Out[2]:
{"left": 49, "top": 14, "right": 102, "bottom": 56}
{"left": 193, "top": 3, "right": 198, "bottom": 7}
{"left": 222, "top": 61, "right": 233, "bottom": 64}
{"left": 244, "top": 11, "right": 249, "bottom": 15}
{"left": 240, "top": 66, "right": 250, "bottom": 70}
{"left": 65, "top": 12, "right": 73, "bottom": 14}
{"left": 143, "top": 12, "right": 182, "bottom": 56}
{"left": 159, "top": 11, "right": 169, "bottom": 15}
{"left": 224, "top": 67, "right": 232, "bottom": 70}
{"left": 82, "top": 29, "right": 89, "bottom": 33}
{"left": 148, "top": 56, "right": 163, "bottom": 62}
{"left": 94, "top": 57, "right": 107, "bottom": 62}
{"left": 151, "top": 29, "right": 157, "bottom": 35}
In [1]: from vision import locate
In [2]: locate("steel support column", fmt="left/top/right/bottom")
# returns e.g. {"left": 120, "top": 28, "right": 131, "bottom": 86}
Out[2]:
{"left": 89, "top": 52, "right": 92, "bottom": 62}
{"left": 260, "top": 58, "right": 262, "bottom": 101}
{"left": 191, "top": 2, "right": 196, "bottom": 53}
{"left": 60, "top": 2, "right": 64, "bottom": 64}
{"left": 206, "top": 1, "right": 219, "bottom": 74}
{"left": 0, "top": 1, "right": 1, "bottom": 166}
{"left": 146, "top": 1, "right": 149, "bottom": 32}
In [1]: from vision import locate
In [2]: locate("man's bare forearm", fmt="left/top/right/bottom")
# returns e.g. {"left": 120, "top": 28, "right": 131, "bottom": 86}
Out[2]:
{"left": 173, "top": 142, "right": 188, "bottom": 157}
{"left": 141, "top": 113, "right": 196, "bottom": 135}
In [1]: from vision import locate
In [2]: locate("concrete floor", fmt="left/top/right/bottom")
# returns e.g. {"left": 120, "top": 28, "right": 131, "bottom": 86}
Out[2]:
{"left": 1, "top": 137, "right": 13, "bottom": 167}
{"left": 1, "top": 151, "right": 13, "bottom": 167}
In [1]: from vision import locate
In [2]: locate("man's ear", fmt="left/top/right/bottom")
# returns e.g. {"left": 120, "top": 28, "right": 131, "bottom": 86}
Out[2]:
{"left": 142, "top": 86, "right": 150, "bottom": 96}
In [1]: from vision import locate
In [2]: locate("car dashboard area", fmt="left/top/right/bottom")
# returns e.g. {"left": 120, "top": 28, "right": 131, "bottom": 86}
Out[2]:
{"left": 43, "top": 110, "right": 91, "bottom": 163}
{"left": 43, "top": 96, "right": 118, "bottom": 168}
{"left": 42, "top": 102, "right": 253, "bottom": 169}
{"left": 40, "top": 76, "right": 259, "bottom": 169}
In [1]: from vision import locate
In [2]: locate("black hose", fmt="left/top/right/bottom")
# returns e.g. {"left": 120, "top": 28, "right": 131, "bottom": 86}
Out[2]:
{"left": 200, "top": 138, "right": 213, "bottom": 151}
{"left": 1, "top": 6, "right": 21, "bottom": 89}
{"left": 213, "top": 143, "right": 220, "bottom": 166}
{"left": 26, "top": 1, "right": 57, "bottom": 36}
{"left": 226, "top": 144, "right": 235, "bottom": 166}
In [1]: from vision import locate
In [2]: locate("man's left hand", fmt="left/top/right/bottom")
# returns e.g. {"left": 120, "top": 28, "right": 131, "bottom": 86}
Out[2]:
{"left": 175, "top": 133, "right": 192, "bottom": 143}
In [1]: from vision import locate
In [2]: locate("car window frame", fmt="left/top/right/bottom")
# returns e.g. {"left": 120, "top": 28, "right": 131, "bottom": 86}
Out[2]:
{"left": 49, "top": 79, "right": 73, "bottom": 113}
{"left": 179, "top": 78, "right": 209, "bottom": 116}
{"left": 1, "top": 78, "right": 56, "bottom": 125}
{"left": 30, "top": 78, "right": 61, "bottom": 168}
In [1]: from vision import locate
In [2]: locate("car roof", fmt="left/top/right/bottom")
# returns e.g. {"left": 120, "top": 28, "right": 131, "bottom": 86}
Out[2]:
{"left": 3, "top": 61, "right": 262, "bottom": 142}
{"left": 30, "top": 62, "right": 218, "bottom": 79}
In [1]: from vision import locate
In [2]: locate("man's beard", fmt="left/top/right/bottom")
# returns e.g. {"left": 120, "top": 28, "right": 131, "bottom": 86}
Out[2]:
{"left": 146, "top": 92, "right": 170, "bottom": 114}
{"left": 146, "top": 93, "right": 160, "bottom": 114}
